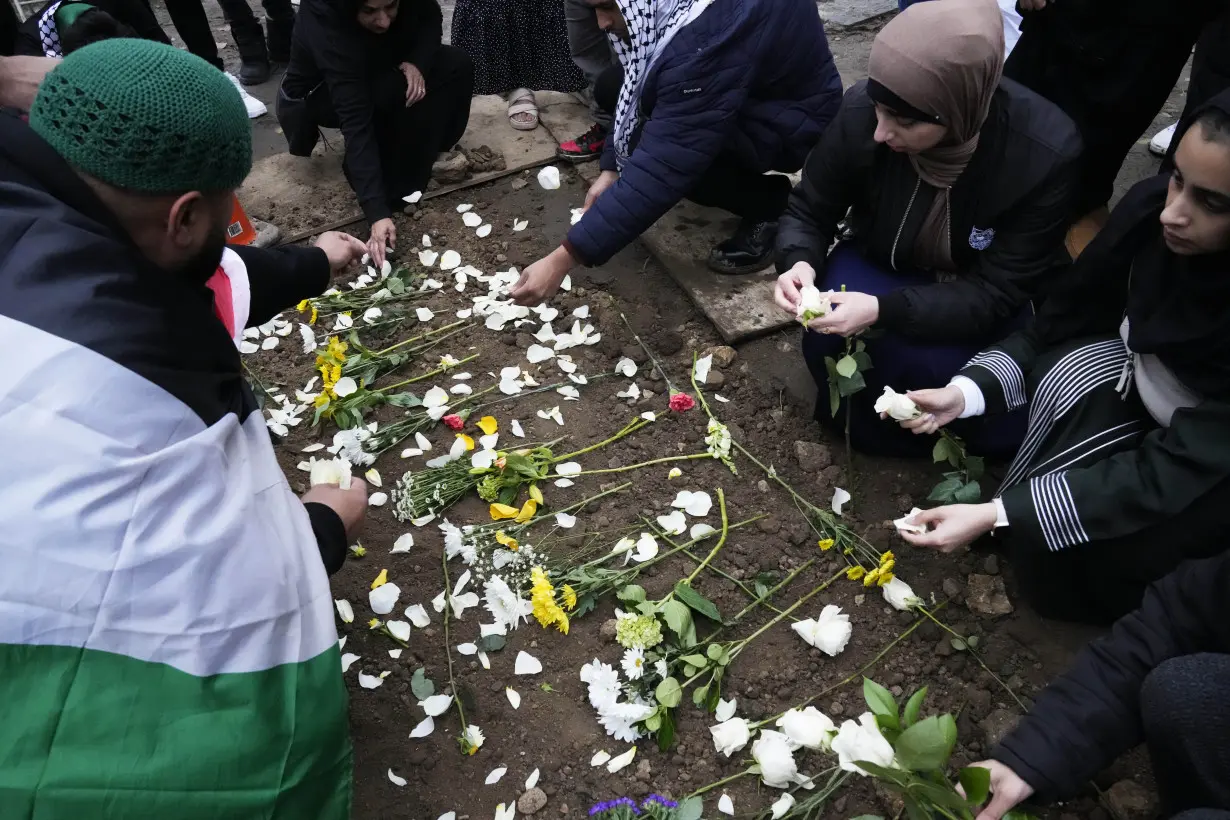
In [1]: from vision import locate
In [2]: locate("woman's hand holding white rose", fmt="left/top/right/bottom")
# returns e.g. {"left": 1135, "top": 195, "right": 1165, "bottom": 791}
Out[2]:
{"left": 899, "top": 386, "right": 966, "bottom": 435}
{"left": 774, "top": 261, "right": 816, "bottom": 315}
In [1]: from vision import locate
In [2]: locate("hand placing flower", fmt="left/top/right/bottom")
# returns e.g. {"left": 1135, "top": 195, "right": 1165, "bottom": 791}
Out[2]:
{"left": 899, "top": 503, "right": 998, "bottom": 553}
{"left": 898, "top": 385, "right": 967, "bottom": 435}
{"left": 966, "top": 760, "right": 1035, "bottom": 820}
{"left": 773, "top": 260, "right": 816, "bottom": 316}
{"left": 807, "top": 291, "right": 879, "bottom": 337}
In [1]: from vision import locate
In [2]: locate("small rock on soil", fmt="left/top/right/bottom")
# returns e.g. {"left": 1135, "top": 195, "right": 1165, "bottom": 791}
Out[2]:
{"left": 966, "top": 573, "right": 1013, "bottom": 617}
{"left": 1104, "top": 780, "right": 1158, "bottom": 820}
{"left": 518, "top": 787, "right": 549, "bottom": 815}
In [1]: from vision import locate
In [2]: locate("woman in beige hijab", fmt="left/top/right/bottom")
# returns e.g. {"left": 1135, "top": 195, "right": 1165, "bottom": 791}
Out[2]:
{"left": 773, "top": 0, "right": 1081, "bottom": 460}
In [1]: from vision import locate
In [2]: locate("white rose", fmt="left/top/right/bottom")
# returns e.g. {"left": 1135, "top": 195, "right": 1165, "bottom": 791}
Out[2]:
{"left": 751, "top": 730, "right": 799, "bottom": 789}
{"left": 709, "top": 717, "right": 751, "bottom": 757}
{"left": 831, "top": 713, "right": 896, "bottom": 775}
{"left": 882, "top": 577, "right": 921, "bottom": 611}
{"left": 776, "top": 706, "right": 836, "bottom": 751}
{"left": 790, "top": 605, "right": 852, "bottom": 657}
{"left": 309, "top": 456, "right": 352, "bottom": 490}
{"left": 873, "top": 386, "right": 922, "bottom": 421}
{"left": 797, "top": 285, "right": 832, "bottom": 323}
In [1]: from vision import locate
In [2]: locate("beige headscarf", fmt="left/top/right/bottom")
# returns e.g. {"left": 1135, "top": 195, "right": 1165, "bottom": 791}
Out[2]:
{"left": 867, "top": 0, "right": 1005, "bottom": 270}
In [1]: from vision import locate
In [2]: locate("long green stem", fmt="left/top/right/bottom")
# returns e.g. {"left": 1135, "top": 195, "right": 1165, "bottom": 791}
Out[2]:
{"left": 376, "top": 353, "right": 479, "bottom": 393}
{"left": 917, "top": 606, "right": 1026, "bottom": 711}
{"left": 438, "top": 546, "right": 468, "bottom": 741}
{"left": 374, "top": 319, "right": 468, "bottom": 356}
{"left": 724, "top": 559, "right": 815, "bottom": 625}
{"left": 684, "top": 768, "right": 754, "bottom": 799}
{"left": 726, "top": 568, "right": 845, "bottom": 663}
{"left": 553, "top": 418, "right": 651, "bottom": 463}
{"left": 683, "top": 489, "right": 728, "bottom": 585}
{"left": 619, "top": 312, "right": 678, "bottom": 395}
{"left": 574, "top": 452, "right": 713, "bottom": 477}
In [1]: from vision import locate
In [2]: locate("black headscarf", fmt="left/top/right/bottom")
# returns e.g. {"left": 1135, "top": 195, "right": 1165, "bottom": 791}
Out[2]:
{"left": 1109, "top": 88, "right": 1230, "bottom": 398}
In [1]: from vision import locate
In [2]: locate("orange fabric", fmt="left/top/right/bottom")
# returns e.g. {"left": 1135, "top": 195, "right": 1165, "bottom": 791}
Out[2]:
{"left": 226, "top": 195, "right": 257, "bottom": 246}
{"left": 1065, "top": 206, "right": 1110, "bottom": 260}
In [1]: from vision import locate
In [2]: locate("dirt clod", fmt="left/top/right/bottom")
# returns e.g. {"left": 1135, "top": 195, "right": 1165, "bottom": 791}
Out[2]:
{"left": 1105, "top": 780, "right": 1158, "bottom": 820}
{"left": 966, "top": 574, "right": 1013, "bottom": 617}
{"left": 793, "top": 440, "right": 832, "bottom": 472}
{"left": 979, "top": 708, "right": 1020, "bottom": 749}
{"left": 518, "top": 787, "right": 549, "bottom": 815}
{"left": 703, "top": 346, "right": 738, "bottom": 368}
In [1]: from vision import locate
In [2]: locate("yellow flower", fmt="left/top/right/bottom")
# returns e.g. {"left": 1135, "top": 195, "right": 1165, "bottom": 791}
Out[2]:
{"left": 528, "top": 483, "right": 544, "bottom": 505}
{"left": 863, "top": 568, "right": 881, "bottom": 588}
{"left": 846, "top": 566, "right": 866, "bottom": 581}
{"left": 309, "top": 305, "right": 318, "bottom": 325}
{"left": 817, "top": 538, "right": 836, "bottom": 552}
{"left": 458, "top": 433, "right": 475, "bottom": 451}
{"left": 877, "top": 571, "right": 895, "bottom": 587}
{"left": 476, "top": 416, "right": 499, "bottom": 436}
{"left": 879, "top": 551, "right": 895, "bottom": 566}
{"left": 314, "top": 394, "right": 330, "bottom": 408}
{"left": 879, "top": 559, "right": 895, "bottom": 575}
{"left": 530, "top": 567, "right": 569, "bottom": 634}
{"left": 371, "top": 568, "right": 388, "bottom": 589}
{"left": 367, "top": 618, "right": 382, "bottom": 629}
{"left": 562, "top": 585, "right": 578, "bottom": 611}
{"left": 495, "top": 530, "right": 519, "bottom": 551}
{"left": 668, "top": 467, "right": 683, "bottom": 479}
{"left": 296, "top": 299, "right": 309, "bottom": 313}
{"left": 490, "top": 503, "right": 520, "bottom": 521}
{"left": 515, "top": 499, "right": 538, "bottom": 524}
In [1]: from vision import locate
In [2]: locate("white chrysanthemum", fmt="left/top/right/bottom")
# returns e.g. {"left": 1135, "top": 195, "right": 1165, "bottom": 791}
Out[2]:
{"left": 483, "top": 576, "right": 532, "bottom": 630}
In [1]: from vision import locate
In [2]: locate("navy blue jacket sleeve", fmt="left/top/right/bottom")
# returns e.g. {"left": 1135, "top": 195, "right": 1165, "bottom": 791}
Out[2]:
{"left": 565, "top": 39, "right": 752, "bottom": 267}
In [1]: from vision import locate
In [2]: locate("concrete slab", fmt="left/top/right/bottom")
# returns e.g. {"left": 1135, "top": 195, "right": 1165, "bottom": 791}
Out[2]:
{"left": 818, "top": 0, "right": 896, "bottom": 28}
{"left": 543, "top": 108, "right": 792, "bottom": 345}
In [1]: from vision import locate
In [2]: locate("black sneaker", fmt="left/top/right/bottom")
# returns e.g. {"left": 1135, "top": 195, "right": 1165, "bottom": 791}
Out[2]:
{"left": 239, "top": 59, "right": 272, "bottom": 86}
{"left": 557, "top": 123, "right": 608, "bottom": 162}
{"left": 708, "top": 220, "right": 778, "bottom": 275}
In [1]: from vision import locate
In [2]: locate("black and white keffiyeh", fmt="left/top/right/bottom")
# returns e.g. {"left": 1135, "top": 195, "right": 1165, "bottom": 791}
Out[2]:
{"left": 37, "top": 0, "right": 67, "bottom": 57}
{"left": 609, "top": 0, "right": 715, "bottom": 170}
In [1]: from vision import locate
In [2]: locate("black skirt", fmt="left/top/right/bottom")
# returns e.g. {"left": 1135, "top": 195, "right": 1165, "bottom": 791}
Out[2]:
{"left": 450, "top": 0, "right": 587, "bottom": 96}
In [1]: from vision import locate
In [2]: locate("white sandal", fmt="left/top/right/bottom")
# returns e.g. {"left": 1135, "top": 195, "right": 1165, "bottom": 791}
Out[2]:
{"left": 507, "top": 88, "right": 539, "bottom": 131}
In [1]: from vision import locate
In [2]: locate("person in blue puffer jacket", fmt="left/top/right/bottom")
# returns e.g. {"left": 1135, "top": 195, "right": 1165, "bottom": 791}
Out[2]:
{"left": 509, "top": 0, "right": 842, "bottom": 305}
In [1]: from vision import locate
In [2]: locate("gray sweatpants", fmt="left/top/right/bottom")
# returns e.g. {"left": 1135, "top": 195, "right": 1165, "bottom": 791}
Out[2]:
{"left": 564, "top": 0, "right": 616, "bottom": 128}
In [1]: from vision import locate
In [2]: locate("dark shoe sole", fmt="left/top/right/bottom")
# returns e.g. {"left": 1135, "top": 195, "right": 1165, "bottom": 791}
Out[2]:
{"left": 556, "top": 149, "right": 603, "bottom": 163}
{"left": 240, "top": 65, "right": 272, "bottom": 86}
{"left": 706, "top": 256, "right": 773, "bottom": 276}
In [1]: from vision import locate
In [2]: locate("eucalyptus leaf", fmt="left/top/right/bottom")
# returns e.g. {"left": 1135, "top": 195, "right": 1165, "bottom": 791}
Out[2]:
{"left": 477, "top": 634, "right": 506, "bottom": 653}
{"left": 835, "top": 355, "right": 858, "bottom": 378}
{"left": 655, "top": 677, "right": 683, "bottom": 708}
{"left": 662, "top": 600, "right": 696, "bottom": 646}
{"left": 677, "top": 797, "right": 703, "bottom": 820}
{"left": 617, "top": 584, "right": 647, "bottom": 603}
{"left": 838, "top": 369, "right": 867, "bottom": 397}
{"left": 951, "top": 637, "right": 968, "bottom": 651}
{"left": 680, "top": 654, "right": 708, "bottom": 668}
{"left": 692, "top": 684, "right": 710, "bottom": 707}
{"left": 410, "top": 667, "right": 435, "bottom": 700}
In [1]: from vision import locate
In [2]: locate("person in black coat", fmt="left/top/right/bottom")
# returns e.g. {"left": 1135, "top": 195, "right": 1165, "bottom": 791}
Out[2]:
{"left": 968, "top": 552, "right": 1230, "bottom": 819}
{"left": 774, "top": 0, "right": 1080, "bottom": 460}
{"left": 13, "top": 0, "right": 167, "bottom": 57}
{"left": 277, "top": 0, "right": 474, "bottom": 269}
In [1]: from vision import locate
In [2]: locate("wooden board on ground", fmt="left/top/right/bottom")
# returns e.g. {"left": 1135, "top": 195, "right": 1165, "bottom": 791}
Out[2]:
{"left": 545, "top": 106, "right": 794, "bottom": 345}
{"left": 818, "top": 0, "right": 897, "bottom": 27}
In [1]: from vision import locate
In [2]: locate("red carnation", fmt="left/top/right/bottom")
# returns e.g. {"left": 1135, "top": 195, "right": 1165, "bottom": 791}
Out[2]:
{"left": 442, "top": 414, "right": 465, "bottom": 431}
{"left": 669, "top": 393, "right": 696, "bottom": 412}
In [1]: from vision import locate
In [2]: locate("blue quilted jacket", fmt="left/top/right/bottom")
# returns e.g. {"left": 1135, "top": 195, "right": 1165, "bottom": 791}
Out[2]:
{"left": 565, "top": 0, "right": 842, "bottom": 267}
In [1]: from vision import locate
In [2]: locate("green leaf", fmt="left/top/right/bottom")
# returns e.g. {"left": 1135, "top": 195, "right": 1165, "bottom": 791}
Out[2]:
{"left": 951, "top": 637, "right": 968, "bottom": 652}
{"left": 680, "top": 654, "right": 708, "bottom": 668}
{"left": 959, "top": 766, "right": 992, "bottom": 806}
{"left": 662, "top": 600, "right": 696, "bottom": 646}
{"left": 617, "top": 584, "right": 647, "bottom": 603}
{"left": 573, "top": 594, "right": 597, "bottom": 617}
{"left": 903, "top": 686, "right": 928, "bottom": 728}
{"left": 853, "top": 351, "right": 875, "bottom": 371}
{"left": 940, "top": 713, "right": 957, "bottom": 750}
{"left": 410, "top": 668, "right": 435, "bottom": 700}
{"left": 953, "top": 480, "right": 983, "bottom": 504}
{"left": 674, "top": 582, "right": 722, "bottom": 622}
{"left": 706, "top": 643, "right": 724, "bottom": 661}
{"left": 863, "top": 678, "right": 898, "bottom": 722}
{"left": 676, "top": 797, "right": 703, "bottom": 820}
{"left": 655, "top": 677, "right": 683, "bottom": 708}
{"left": 682, "top": 664, "right": 698, "bottom": 678}
{"left": 753, "top": 581, "right": 769, "bottom": 598}
{"left": 692, "top": 684, "right": 710, "bottom": 708}
{"left": 635, "top": 601, "right": 659, "bottom": 617}
{"left": 965, "top": 455, "right": 986, "bottom": 480}
{"left": 966, "top": 635, "right": 981, "bottom": 649}
{"left": 644, "top": 712, "right": 662, "bottom": 732}
{"left": 477, "top": 634, "right": 506, "bottom": 653}
{"left": 838, "top": 369, "right": 867, "bottom": 397}
{"left": 850, "top": 816, "right": 886, "bottom": 820}
{"left": 1003, "top": 811, "right": 1040, "bottom": 820}
{"left": 894, "top": 716, "right": 957, "bottom": 772}
{"left": 932, "top": 438, "right": 955, "bottom": 465}
{"left": 836, "top": 355, "right": 859, "bottom": 378}
{"left": 928, "top": 477, "right": 965, "bottom": 503}
{"left": 829, "top": 383, "right": 842, "bottom": 418}
{"left": 656, "top": 707, "right": 676, "bottom": 751}
{"left": 823, "top": 356, "right": 838, "bottom": 377}
{"left": 907, "top": 781, "right": 971, "bottom": 812}
{"left": 853, "top": 760, "right": 910, "bottom": 786}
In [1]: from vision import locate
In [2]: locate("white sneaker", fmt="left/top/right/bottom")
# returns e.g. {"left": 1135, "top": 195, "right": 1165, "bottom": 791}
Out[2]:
{"left": 226, "top": 72, "right": 268, "bottom": 119}
{"left": 1149, "top": 122, "right": 1177, "bottom": 156}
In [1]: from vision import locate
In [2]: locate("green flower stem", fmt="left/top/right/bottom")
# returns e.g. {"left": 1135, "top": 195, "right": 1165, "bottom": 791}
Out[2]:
{"left": 684, "top": 768, "right": 755, "bottom": 799}
{"left": 374, "top": 319, "right": 469, "bottom": 356}
{"left": 438, "top": 546, "right": 468, "bottom": 742}
{"left": 553, "top": 417, "right": 652, "bottom": 463}
{"left": 376, "top": 353, "right": 479, "bottom": 394}
{"left": 682, "top": 488, "right": 728, "bottom": 585}
{"left": 725, "top": 567, "right": 846, "bottom": 664}
{"left": 724, "top": 559, "right": 816, "bottom": 625}
{"left": 917, "top": 606, "right": 1026, "bottom": 711}
{"left": 619, "top": 312, "right": 678, "bottom": 395}
{"left": 573, "top": 452, "right": 713, "bottom": 478}
{"left": 521, "top": 481, "right": 633, "bottom": 527}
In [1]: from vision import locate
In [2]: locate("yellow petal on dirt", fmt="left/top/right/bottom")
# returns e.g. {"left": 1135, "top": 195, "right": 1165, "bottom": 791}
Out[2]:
{"left": 476, "top": 416, "right": 499, "bottom": 436}
{"left": 458, "top": 433, "right": 475, "bottom": 451}
{"left": 495, "top": 530, "right": 519, "bottom": 550}
{"left": 490, "top": 503, "right": 520, "bottom": 521}
{"left": 371, "top": 569, "right": 389, "bottom": 590}
{"left": 515, "top": 499, "right": 538, "bottom": 524}
{"left": 528, "top": 484, "right": 544, "bottom": 505}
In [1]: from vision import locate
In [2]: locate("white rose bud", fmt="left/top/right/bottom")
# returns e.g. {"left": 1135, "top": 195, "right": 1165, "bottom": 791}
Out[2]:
{"left": 797, "top": 285, "right": 832, "bottom": 323}
{"left": 874, "top": 386, "right": 922, "bottom": 421}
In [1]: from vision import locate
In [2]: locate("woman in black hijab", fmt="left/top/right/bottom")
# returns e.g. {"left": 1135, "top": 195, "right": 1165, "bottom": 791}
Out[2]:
{"left": 894, "top": 89, "right": 1230, "bottom": 624}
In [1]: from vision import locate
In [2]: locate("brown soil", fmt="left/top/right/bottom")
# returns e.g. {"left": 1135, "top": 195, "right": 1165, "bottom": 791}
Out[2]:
{"left": 246, "top": 164, "right": 1151, "bottom": 820}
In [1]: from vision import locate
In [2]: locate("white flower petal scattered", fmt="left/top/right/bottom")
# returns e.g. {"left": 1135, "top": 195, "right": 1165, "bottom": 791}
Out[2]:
{"left": 462, "top": 212, "right": 483, "bottom": 228}
{"left": 457, "top": 642, "right": 478, "bottom": 656}
{"left": 615, "top": 358, "right": 638, "bottom": 378}
{"left": 386, "top": 620, "right": 411, "bottom": 642}
{"left": 392, "top": 533, "right": 414, "bottom": 553}
{"left": 718, "top": 794, "right": 734, "bottom": 815}
{"left": 440, "top": 250, "right": 462, "bottom": 271}
{"left": 419, "top": 249, "right": 439, "bottom": 267}
{"left": 388, "top": 769, "right": 407, "bottom": 787}
{"left": 606, "top": 747, "right": 636, "bottom": 773}
{"left": 514, "top": 651, "right": 543, "bottom": 675}
{"left": 555, "top": 462, "right": 582, "bottom": 477}
{"left": 555, "top": 513, "right": 577, "bottom": 528}
{"left": 715, "top": 697, "right": 737, "bottom": 723}
{"left": 477, "top": 224, "right": 492, "bottom": 238}
{"left": 656, "top": 510, "right": 686, "bottom": 536}
{"left": 506, "top": 687, "right": 521, "bottom": 709}
{"left": 689, "top": 523, "right": 717, "bottom": 540}
{"left": 369, "top": 583, "right": 401, "bottom": 615}
{"left": 693, "top": 354, "right": 712, "bottom": 385}
{"left": 365, "top": 468, "right": 382, "bottom": 487}
{"left": 554, "top": 478, "right": 575, "bottom": 488}
{"left": 672, "top": 490, "right": 712, "bottom": 517}
{"left": 416, "top": 307, "right": 435, "bottom": 322}
{"left": 312, "top": 458, "right": 353, "bottom": 490}
{"left": 341, "top": 652, "right": 360, "bottom": 673}
{"left": 536, "top": 406, "right": 564, "bottom": 425}
{"left": 419, "top": 694, "right": 453, "bottom": 717}
{"left": 410, "top": 716, "right": 435, "bottom": 738}
{"left": 494, "top": 803, "right": 513, "bottom": 820}
{"left": 406, "top": 604, "right": 431, "bottom": 627}
{"left": 335, "top": 599, "right": 355, "bottom": 623}
{"left": 525, "top": 768, "right": 540, "bottom": 790}
{"left": 299, "top": 323, "right": 317, "bottom": 353}
{"left": 369, "top": 492, "right": 388, "bottom": 507}
{"left": 590, "top": 750, "right": 611, "bottom": 767}
{"left": 456, "top": 204, "right": 473, "bottom": 213}
{"left": 358, "top": 672, "right": 385, "bottom": 689}
{"left": 513, "top": 219, "right": 528, "bottom": 232}
{"left": 484, "top": 766, "right": 507, "bottom": 785}
{"left": 832, "top": 487, "right": 852, "bottom": 515}
{"left": 333, "top": 377, "right": 358, "bottom": 397}
{"left": 771, "top": 793, "right": 796, "bottom": 819}
{"left": 404, "top": 190, "right": 422, "bottom": 204}
{"left": 537, "top": 166, "right": 561, "bottom": 190}
{"left": 526, "top": 344, "right": 555, "bottom": 364}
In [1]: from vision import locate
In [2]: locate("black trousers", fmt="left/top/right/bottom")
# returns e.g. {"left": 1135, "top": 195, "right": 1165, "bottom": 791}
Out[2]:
{"left": 164, "top": 0, "right": 294, "bottom": 68}
{"left": 592, "top": 63, "right": 790, "bottom": 225}
{"left": 278, "top": 45, "right": 474, "bottom": 210}
{"left": 1142, "top": 655, "right": 1230, "bottom": 817}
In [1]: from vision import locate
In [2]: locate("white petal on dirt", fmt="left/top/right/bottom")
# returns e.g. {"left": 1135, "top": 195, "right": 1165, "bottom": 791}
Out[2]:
{"left": 369, "top": 492, "right": 388, "bottom": 507}
{"left": 606, "top": 747, "right": 636, "bottom": 773}
{"left": 392, "top": 533, "right": 414, "bottom": 553}
{"left": 462, "top": 211, "right": 483, "bottom": 228}
{"left": 495, "top": 803, "right": 515, "bottom": 820}
{"left": 590, "top": 751, "right": 611, "bottom": 767}
{"left": 714, "top": 394, "right": 730, "bottom": 403}
{"left": 456, "top": 203, "right": 474, "bottom": 213}
{"left": 476, "top": 224, "right": 492, "bottom": 238}
{"left": 513, "top": 219, "right": 528, "bottom": 231}
{"left": 557, "top": 358, "right": 578, "bottom": 374}
{"left": 526, "top": 344, "right": 555, "bottom": 364}
{"left": 410, "top": 716, "right": 435, "bottom": 738}
{"left": 555, "top": 462, "right": 582, "bottom": 477}
{"left": 338, "top": 636, "right": 347, "bottom": 650}
{"left": 617, "top": 383, "right": 641, "bottom": 400}
{"left": 506, "top": 687, "right": 521, "bottom": 709}
{"left": 423, "top": 386, "right": 450, "bottom": 408}
{"left": 452, "top": 383, "right": 474, "bottom": 396}
{"left": 560, "top": 275, "right": 572, "bottom": 291}
{"left": 511, "top": 420, "right": 526, "bottom": 438}
{"left": 404, "top": 190, "right": 423, "bottom": 204}
{"left": 831, "top": 487, "right": 852, "bottom": 515}
{"left": 389, "top": 649, "right": 403, "bottom": 659}
{"left": 365, "top": 468, "right": 382, "bottom": 487}
{"left": 388, "top": 769, "right": 407, "bottom": 787}
{"left": 555, "top": 513, "right": 577, "bottom": 529}
{"left": 525, "top": 769, "right": 540, "bottom": 790}
{"left": 400, "top": 448, "right": 421, "bottom": 459}
{"left": 437, "top": 814, "right": 456, "bottom": 820}
{"left": 333, "top": 376, "right": 358, "bottom": 397}
{"left": 715, "top": 697, "right": 738, "bottom": 722}
{"left": 514, "top": 651, "right": 543, "bottom": 675}
{"left": 419, "top": 694, "right": 453, "bottom": 716}
{"left": 656, "top": 510, "right": 687, "bottom": 536}
{"left": 479, "top": 433, "right": 499, "bottom": 450}
{"left": 341, "top": 652, "right": 360, "bottom": 673}
{"left": 358, "top": 672, "right": 384, "bottom": 689}
{"left": 299, "top": 323, "right": 318, "bottom": 353}
{"left": 554, "top": 478, "right": 575, "bottom": 488}
{"left": 569, "top": 208, "right": 584, "bottom": 225}
{"left": 718, "top": 794, "right": 735, "bottom": 815}
{"left": 415, "top": 432, "right": 433, "bottom": 450}
{"left": 440, "top": 250, "right": 462, "bottom": 271}
{"left": 369, "top": 583, "right": 401, "bottom": 615}
{"left": 690, "top": 523, "right": 718, "bottom": 540}
{"left": 456, "top": 642, "right": 478, "bottom": 656}
{"left": 419, "top": 249, "right": 440, "bottom": 267}
{"left": 573, "top": 305, "right": 590, "bottom": 319}
{"left": 556, "top": 385, "right": 581, "bottom": 400}
{"left": 239, "top": 340, "right": 259, "bottom": 354}
{"left": 412, "top": 514, "right": 436, "bottom": 527}
{"left": 693, "top": 354, "right": 713, "bottom": 385}
{"left": 406, "top": 604, "right": 431, "bottom": 627}
{"left": 478, "top": 650, "right": 491, "bottom": 670}
{"left": 537, "top": 166, "right": 561, "bottom": 190}
{"left": 485, "top": 767, "right": 507, "bottom": 785}
{"left": 537, "top": 406, "right": 564, "bottom": 425}
{"left": 335, "top": 599, "right": 355, "bottom": 623}
{"left": 417, "top": 307, "right": 435, "bottom": 322}
{"left": 363, "top": 307, "right": 383, "bottom": 324}
{"left": 672, "top": 490, "right": 713, "bottom": 517}
{"left": 386, "top": 620, "right": 411, "bottom": 642}
{"left": 302, "top": 442, "right": 326, "bottom": 453}
{"left": 258, "top": 336, "right": 278, "bottom": 351}
{"left": 534, "top": 322, "right": 556, "bottom": 343}
{"left": 614, "top": 358, "right": 638, "bottom": 378}
{"left": 422, "top": 234, "right": 432, "bottom": 247}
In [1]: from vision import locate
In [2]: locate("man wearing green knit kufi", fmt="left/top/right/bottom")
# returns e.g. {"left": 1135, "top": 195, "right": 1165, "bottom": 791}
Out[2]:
{"left": 1, "top": 37, "right": 368, "bottom": 820}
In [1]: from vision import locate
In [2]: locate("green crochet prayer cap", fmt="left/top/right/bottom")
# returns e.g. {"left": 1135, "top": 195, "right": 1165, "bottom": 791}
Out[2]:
{"left": 29, "top": 39, "right": 253, "bottom": 194}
